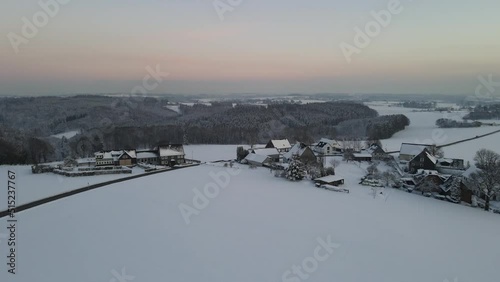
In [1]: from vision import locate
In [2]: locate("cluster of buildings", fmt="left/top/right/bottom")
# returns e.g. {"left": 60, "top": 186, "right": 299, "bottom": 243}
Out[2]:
{"left": 242, "top": 138, "right": 498, "bottom": 206}
{"left": 243, "top": 138, "right": 388, "bottom": 167}
{"left": 94, "top": 144, "right": 186, "bottom": 167}
{"left": 397, "top": 143, "right": 499, "bottom": 206}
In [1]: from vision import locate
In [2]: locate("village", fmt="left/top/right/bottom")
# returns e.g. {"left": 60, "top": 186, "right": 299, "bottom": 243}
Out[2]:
{"left": 30, "top": 136, "right": 500, "bottom": 214}
{"left": 238, "top": 138, "right": 498, "bottom": 212}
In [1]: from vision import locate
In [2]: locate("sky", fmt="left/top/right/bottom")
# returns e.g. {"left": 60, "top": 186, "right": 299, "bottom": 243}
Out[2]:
{"left": 1, "top": 0, "right": 500, "bottom": 96}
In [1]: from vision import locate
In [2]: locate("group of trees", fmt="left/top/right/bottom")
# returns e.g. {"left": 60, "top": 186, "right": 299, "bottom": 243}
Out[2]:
{"left": 335, "top": 115, "right": 410, "bottom": 140}
{"left": 400, "top": 101, "right": 436, "bottom": 109}
{"left": 463, "top": 104, "right": 500, "bottom": 120}
{"left": 0, "top": 137, "right": 54, "bottom": 164}
{"left": 436, "top": 118, "right": 481, "bottom": 128}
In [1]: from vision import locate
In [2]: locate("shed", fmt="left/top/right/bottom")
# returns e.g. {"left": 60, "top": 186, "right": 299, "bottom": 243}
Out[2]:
{"left": 314, "top": 175, "right": 345, "bottom": 186}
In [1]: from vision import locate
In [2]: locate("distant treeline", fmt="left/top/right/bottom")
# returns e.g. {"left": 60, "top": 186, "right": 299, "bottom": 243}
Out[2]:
{"left": 436, "top": 118, "right": 481, "bottom": 128}
{"left": 463, "top": 104, "right": 500, "bottom": 120}
{"left": 0, "top": 96, "right": 410, "bottom": 164}
{"left": 400, "top": 101, "right": 436, "bottom": 109}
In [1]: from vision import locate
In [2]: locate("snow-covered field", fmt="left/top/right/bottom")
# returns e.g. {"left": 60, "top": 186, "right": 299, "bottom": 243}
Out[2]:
{"left": 184, "top": 144, "right": 250, "bottom": 162}
{"left": 2, "top": 163, "right": 499, "bottom": 282}
{"left": 0, "top": 166, "right": 144, "bottom": 210}
{"left": 368, "top": 102, "right": 500, "bottom": 162}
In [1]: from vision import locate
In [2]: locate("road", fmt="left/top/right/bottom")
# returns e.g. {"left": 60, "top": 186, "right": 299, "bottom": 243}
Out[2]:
{"left": 0, "top": 164, "right": 199, "bottom": 218}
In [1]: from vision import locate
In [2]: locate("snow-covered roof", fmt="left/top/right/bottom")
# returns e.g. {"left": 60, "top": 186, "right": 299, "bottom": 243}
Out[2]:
{"left": 353, "top": 153, "right": 372, "bottom": 158}
{"left": 316, "top": 138, "right": 335, "bottom": 147}
{"left": 425, "top": 152, "right": 438, "bottom": 164}
{"left": 77, "top": 158, "right": 95, "bottom": 164}
{"left": 244, "top": 153, "right": 270, "bottom": 164}
{"left": 252, "top": 148, "right": 280, "bottom": 156}
{"left": 314, "top": 175, "right": 344, "bottom": 183}
{"left": 269, "top": 139, "right": 291, "bottom": 150}
{"left": 416, "top": 169, "right": 440, "bottom": 175}
{"left": 462, "top": 165, "right": 480, "bottom": 178}
{"left": 400, "top": 143, "right": 430, "bottom": 156}
{"left": 137, "top": 152, "right": 159, "bottom": 159}
{"left": 283, "top": 143, "right": 309, "bottom": 159}
{"left": 365, "top": 144, "right": 384, "bottom": 154}
{"left": 159, "top": 148, "right": 184, "bottom": 157}
{"left": 438, "top": 158, "right": 454, "bottom": 164}
{"left": 125, "top": 150, "right": 137, "bottom": 159}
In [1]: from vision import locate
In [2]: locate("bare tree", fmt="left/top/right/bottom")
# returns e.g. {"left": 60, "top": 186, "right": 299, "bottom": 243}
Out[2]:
{"left": 367, "top": 163, "right": 379, "bottom": 175}
{"left": 352, "top": 139, "right": 363, "bottom": 152}
{"left": 381, "top": 171, "right": 396, "bottom": 187}
{"left": 329, "top": 158, "right": 340, "bottom": 169}
{"left": 468, "top": 149, "right": 500, "bottom": 211}
{"left": 366, "top": 139, "right": 382, "bottom": 148}
{"left": 343, "top": 151, "right": 354, "bottom": 162}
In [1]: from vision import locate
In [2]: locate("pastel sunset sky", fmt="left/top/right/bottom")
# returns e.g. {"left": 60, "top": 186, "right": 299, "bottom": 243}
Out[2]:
{"left": 1, "top": 0, "right": 499, "bottom": 95}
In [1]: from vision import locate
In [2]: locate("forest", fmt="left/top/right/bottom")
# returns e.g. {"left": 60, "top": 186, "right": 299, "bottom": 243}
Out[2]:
{"left": 0, "top": 96, "right": 410, "bottom": 164}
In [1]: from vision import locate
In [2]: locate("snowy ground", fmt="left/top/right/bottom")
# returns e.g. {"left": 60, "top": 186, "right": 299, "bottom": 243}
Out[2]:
{"left": 0, "top": 166, "right": 144, "bottom": 210}
{"left": 184, "top": 144, "right": 250, "bottom": 162}
{"left": 368, "top": 103, "right": 500, "bottom": 162}
{"left": 1, "top": 163, "right": 499, "bottom": 282}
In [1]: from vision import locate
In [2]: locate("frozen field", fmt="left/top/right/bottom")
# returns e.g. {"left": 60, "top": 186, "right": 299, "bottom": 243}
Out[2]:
{"left": 1, "top": 164, "right": 499, "bottom": 282}
{"left": 368, "top": 103, "right": 500, "bottom": 162}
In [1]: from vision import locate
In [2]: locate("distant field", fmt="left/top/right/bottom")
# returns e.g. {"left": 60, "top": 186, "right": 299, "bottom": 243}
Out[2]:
{"left": 368, "top": 103, "right": 500, "bottom": 162}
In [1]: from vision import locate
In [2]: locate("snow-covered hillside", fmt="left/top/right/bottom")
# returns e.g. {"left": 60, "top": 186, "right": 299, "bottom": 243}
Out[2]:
{"left": 1, "top": 164, "right": 499, "bottom": 282}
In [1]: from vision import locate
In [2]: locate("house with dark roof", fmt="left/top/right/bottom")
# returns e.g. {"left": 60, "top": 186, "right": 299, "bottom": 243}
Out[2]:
{"left": 440, "top": 175, "right": 473, "bottom": 204}
{"left": 136, "top": 150, "right": 160, "bottom": 164}
{"left": 313, "top": 138, "right": 342, "bottom": 155}
{"left": 265, "top": 139, "right": 292, "bottom": 153}
{"left": 243, "top": 153, "right": 272, "bottom": 167}
{"left": 249, "top": 148, "right": 280, "bottom": 162}
{"left": 314, "top": 175, "right": 345, "bottom": 186}
{"left": 158, "top": 144, "right": 185, "bottom": 166}
{"left": 414, "top": 169, "right": 449, "bottom": 193}
{"left": 435, "top": 158, "right": 466, "bottom": 175}
{"left": 408, "top": 148, "right": 438, "bottom": 173}
{"left": 95, "top": 150, "right": 137, "bottom": 167}
{"left": 351, "top": 144, "right": 387, "bottom": 162}
{"left": 399, "top": 143, "right": 432, "bottom": 162}
{"left": 283, "top": 143, "right": 317, "bottom": 164}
